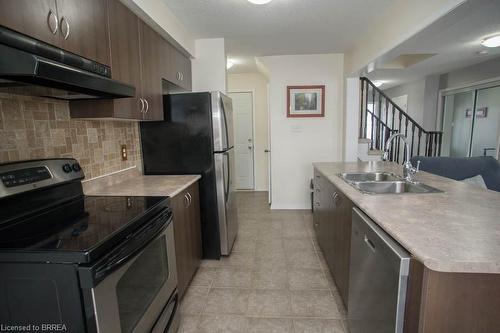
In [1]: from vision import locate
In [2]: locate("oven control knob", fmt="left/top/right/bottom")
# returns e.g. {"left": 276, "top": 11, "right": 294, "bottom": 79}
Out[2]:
{"left": 72, "top": 163, "right": 81, "bottom": 172}
{"left": 62, "top": 163, "right": 72, "bottom": 173}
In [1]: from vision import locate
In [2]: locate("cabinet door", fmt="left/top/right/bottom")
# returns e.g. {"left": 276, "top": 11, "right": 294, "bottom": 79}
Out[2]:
{"left": 330, "top": 183, "right": 353, "bottom": 307}
{"left": 172, "top": 190, "right": 190, "bottom": 298}
{"left": 107, "top": 0, "right": 142, "bottom": 119}
{"left": 170, "top": 46, "right": 192, "bottom": 91}
{"left": 159, "top": 37, "right": 171, "bottom": 82}
{"left": 0, "top": 0, "right": 61, "bottom": 47}
{"left": 139, "top": 21, "right": 164, "bottom": 121}
{"left": 313, "top": 172, "right": 322, "bottom": 240}
{"left": 186, "top": 183, "right": 202, "bottom": 277}
{"left": 56, "top": 0, "right": 110, "bottom": 65}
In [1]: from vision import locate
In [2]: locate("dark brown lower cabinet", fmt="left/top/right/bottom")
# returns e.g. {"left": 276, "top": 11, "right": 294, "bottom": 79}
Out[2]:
{"left": 171, "top": 182, "right": 202, "bottom": 299}
{"left": 404, "top": 261, "right": 500, "bottom": 333}
{"left": 313, "top": 169, "right": 352, "bottom": 308}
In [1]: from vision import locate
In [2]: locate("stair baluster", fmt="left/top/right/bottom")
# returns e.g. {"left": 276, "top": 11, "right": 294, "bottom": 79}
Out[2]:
{"left": 358, "top": 77, "right": 443, "bottom": 163}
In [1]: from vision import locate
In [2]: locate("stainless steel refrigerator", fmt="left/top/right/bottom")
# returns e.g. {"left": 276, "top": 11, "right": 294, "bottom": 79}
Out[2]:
{"left": 140, "top": 92, "right": 238, "bottom": 259}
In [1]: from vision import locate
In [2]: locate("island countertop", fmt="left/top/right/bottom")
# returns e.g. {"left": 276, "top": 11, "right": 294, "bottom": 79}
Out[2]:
{"left": 313, "top": 161, "right": 500, "bottom": 274}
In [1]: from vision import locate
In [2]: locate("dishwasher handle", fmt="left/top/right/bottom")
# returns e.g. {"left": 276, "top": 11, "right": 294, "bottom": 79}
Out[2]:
{"left": 352, "top": 207, "right": 411, "bottom": 275}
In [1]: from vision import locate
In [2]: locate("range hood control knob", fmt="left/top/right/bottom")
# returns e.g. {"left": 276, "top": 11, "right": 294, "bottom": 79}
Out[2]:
{"left": 62, "top": 163, "right": 72, "bottom": 173}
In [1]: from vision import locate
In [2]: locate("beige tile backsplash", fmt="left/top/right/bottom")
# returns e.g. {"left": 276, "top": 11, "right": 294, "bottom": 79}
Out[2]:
{"left": 0, "top": 93, "right": 141, "bottom": 180}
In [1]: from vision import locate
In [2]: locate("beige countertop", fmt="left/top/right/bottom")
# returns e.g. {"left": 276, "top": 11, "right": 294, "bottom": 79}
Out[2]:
{"left": 83, "top": 167, "right": 201, "bottom": 198}
{"left": 313, "top": 161, "right": 500, "bottom": 274}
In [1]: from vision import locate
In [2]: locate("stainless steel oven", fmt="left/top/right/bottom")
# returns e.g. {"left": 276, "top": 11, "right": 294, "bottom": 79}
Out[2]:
{"left": 79, "top": 208, "right": 179, "bottom": 333}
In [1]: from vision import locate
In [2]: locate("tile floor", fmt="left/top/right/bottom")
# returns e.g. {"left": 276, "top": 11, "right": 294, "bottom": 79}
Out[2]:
{"left": 177, "top": 191, "right": 348, "bottom": 333}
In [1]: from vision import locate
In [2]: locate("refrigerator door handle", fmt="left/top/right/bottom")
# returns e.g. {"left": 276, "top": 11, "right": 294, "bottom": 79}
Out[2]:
{"left": 220, "top": 97, "right": 231, "bottom": 150}
{"left": 223, "top": 151, "right": 230, "bottom": 203}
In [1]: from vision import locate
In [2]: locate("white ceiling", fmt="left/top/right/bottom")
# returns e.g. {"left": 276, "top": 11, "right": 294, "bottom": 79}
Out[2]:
{"left": 162, "top": 0, "right": 395, "bottom": 73}
{"left": 366, "top": 0, "right": 500, "bottom": 89}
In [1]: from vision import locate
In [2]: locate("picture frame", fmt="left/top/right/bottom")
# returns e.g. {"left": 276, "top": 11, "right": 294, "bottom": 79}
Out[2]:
{"left": 476, "top": 107, "right": 488, "bottom": 118}
{"left": 287, "top": 85, "right": 325, "bottom": 118}
{"left": 465, "top": 107, "right": 488, "bottom": 118}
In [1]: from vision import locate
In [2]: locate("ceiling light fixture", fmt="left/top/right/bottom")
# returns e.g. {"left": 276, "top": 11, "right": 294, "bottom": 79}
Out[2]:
{"left": 227, "top": 60, "right": 235, "bottom": 70}
{"left": 372, "top": 80, "right": 385, "bottom": 88}
{"left": 481, "top": 34, "right": 500, "bottom": 48}
{"left": 247, "top": 0, "right": 273, "bottom": 4}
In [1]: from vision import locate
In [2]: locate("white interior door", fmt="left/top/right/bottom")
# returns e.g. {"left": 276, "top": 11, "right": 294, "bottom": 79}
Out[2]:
{"left": 229, "top": 92, "right": 255, "bottom": 190}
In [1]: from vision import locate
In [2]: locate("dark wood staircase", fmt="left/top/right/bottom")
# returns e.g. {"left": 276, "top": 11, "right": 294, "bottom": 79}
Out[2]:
{"left": 359, "top": 77, "right": 443, "bottom": 163}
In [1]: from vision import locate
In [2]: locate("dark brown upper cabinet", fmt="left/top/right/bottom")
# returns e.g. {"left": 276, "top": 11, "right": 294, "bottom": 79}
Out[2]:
{"left": 0, "top": 0, "right": 61, "bottom": 47}
{"left": 169, "top": 45, "right": 192, "bottom": 91}
{"left": 55, "top": 0, "right": 110, "bottom": 65}
{"left": 0, "top": 0, "right": 109, "bottom": 65}
{"left": 70, "top": 0, "right": 164, "bottom": 120}
{"left": 1, "top": 0, "right": 191, "bottom": 121}
{"left": 139, "top": 20, "right": 164, "bottom": 121}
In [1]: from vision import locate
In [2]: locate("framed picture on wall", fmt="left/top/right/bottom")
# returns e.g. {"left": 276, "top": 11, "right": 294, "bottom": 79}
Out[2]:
{"left": 287, "top": 85, "right": 325, "bottom": 118}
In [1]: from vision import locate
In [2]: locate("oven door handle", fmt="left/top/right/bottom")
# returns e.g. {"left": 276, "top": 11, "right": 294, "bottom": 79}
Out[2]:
{"left": 93, "top": 210, "right": 172, "bottom": 283}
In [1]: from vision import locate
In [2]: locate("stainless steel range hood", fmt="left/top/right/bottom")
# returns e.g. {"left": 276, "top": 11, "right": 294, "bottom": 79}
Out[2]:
{"left": 0, "top": 26, "right": 135, "bottom": 100}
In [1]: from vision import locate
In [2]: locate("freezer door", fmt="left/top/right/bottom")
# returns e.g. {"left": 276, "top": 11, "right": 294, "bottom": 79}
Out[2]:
{"left": 212, "top": 92, "right": 234, "bottom": 152}
{"left": 214, "top": 148, "right": 238, "bottom": 255}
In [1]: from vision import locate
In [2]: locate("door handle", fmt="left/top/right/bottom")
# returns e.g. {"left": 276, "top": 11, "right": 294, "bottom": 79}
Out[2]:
{"left": 47, "top": 10, "right": 58, "bottom": 35}
{"left": 60, "top": 17, "right": 70, "bottom": 39}
{"left": 139, "top": 98, "right": 145, "bottom": 113}
{"left": 264, "top": 149, "right": 270, "bottom": 153}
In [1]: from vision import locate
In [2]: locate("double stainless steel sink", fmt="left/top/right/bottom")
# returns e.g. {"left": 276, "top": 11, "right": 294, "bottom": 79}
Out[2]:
{"left": 339, "top": 172, "right": 442, "bottom": 195}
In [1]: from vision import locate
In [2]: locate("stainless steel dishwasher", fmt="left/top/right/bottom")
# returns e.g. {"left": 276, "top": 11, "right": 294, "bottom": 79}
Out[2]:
{"left": 348, "top": 207, "right": 410, "bottom": 333}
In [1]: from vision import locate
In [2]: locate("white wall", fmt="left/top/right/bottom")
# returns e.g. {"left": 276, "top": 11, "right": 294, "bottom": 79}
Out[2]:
{"left": 258, "top": 54, "right": 344, "bottom": 209}
{"left": 228, "top": 73, "right": 270, "bottom": 191}
{"left": 384, "top": 80, "right": 425, "bottom": 124}
{"left": 383, "top": 75, "right": 440, "bottom": 131}
{"left": 344, "top": 78, "right": 360, "bottom": 162}
{"left": 439, "top": 57, "right": 500, "bottom": 90}
{"left": 191, "top": 39, "right": 227, "bottom": 92}
{"left": 124, "top": 0, "right": 195, "bottom": 55}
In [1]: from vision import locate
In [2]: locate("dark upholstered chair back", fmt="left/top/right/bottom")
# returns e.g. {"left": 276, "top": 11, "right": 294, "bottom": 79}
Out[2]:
{"left": 410, "top": 156, "right": 500, "bottom": 192}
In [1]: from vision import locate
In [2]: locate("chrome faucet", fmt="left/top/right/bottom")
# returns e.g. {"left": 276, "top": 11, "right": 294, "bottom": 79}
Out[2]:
{"left": 383, "top": 133, "right": 420, "bottom": 182}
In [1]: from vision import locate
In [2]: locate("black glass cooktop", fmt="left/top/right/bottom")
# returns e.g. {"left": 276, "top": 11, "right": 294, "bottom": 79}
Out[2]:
{"left": 0, "top": 195, "right": 169, "bottom": 263}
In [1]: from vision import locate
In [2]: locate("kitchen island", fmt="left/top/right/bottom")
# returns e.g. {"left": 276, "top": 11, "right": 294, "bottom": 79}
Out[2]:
{"left": 313, "top": 161, "right": 500, "bottom": 333}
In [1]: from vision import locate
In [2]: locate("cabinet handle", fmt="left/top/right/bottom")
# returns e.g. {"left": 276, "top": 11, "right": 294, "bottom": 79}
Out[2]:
{"left": 332, "top": 192, "right": 341, "bottom": 206}
{"left": 47, "top": 10, "right": 58, "bottom": 35}
{"left": 183, "top": 194, "right": 190, "bottom": 208}
{"left": 139, "top": 98, "right": 145, "bottom": 113}
{"left": 144, "top": 99, "right": 149, "bottom": 113}
{"left": 186, "top": 192, "right": 192, "bottom": 206}
{"left": 181, "top": 72, "right": 184, "bottom": 81}
{"left": 60, "top": 17, "right": 70, "bottom": 39}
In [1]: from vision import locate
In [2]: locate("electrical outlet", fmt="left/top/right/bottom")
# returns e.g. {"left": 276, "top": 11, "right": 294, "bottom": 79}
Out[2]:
{"left": 121, "top": 145, "right": 128, "bottom": 161}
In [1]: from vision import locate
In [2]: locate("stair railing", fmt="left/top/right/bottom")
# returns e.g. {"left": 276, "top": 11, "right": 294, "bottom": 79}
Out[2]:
{"left": 359, "top": 77, "right": 443, "bottom": 163}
